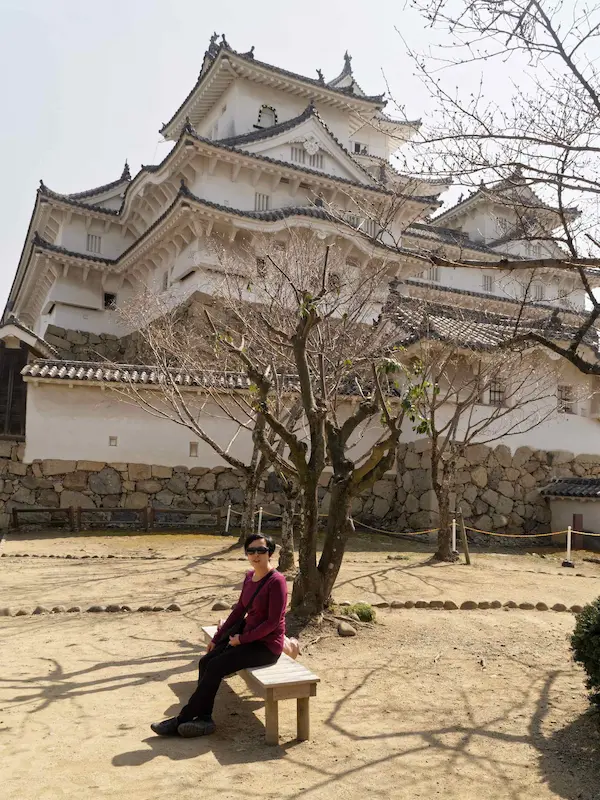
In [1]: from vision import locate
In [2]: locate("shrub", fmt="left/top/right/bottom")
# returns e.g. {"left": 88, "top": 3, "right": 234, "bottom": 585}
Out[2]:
{"left": 346, "top": 602, "right": 376, "bottom": 623}
{"left": 570, "top": 596, "right": 600, "bottom": 707}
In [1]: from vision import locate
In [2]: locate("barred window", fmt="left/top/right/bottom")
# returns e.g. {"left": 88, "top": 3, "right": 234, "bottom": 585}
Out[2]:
{"left": 291, "top": 146, "right": 306, "bottom": 164}
{"left": 308, "top": 152, "right": 324, "bottom": 169}
{"left": 254, "top": 193, "right": 270, "bottom": 211}
{"left": 482, "top": 274, "right": 495, "bottom": 293}
{"left": 256, "top": 257, "right": 267, "bottom": 277}
{"left": 557, "top": 384, "right": 574, "bottom": 414}
{"left": 427, "top": 266, "right": 440, "bottom": 282}
{"left": 86, "top": 234, "right": 101, "bottom": 254}
{"left": 488, "top": 379, "right": 505, "bottom": 406}
{"left": 533, "top": 283, "right": 545, "bottom": 301}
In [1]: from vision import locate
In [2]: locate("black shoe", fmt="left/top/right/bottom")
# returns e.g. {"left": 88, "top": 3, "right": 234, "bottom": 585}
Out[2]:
{"left": 177, "top": 718, "right": 216, "bottom": 738}
{"left": 150, "top": 717, "right": 181, "bottom": 736}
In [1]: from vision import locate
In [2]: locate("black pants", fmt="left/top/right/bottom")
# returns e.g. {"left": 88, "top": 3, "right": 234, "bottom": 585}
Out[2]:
{"left": 178, "top": 642, "right": 279, "bottom": 722}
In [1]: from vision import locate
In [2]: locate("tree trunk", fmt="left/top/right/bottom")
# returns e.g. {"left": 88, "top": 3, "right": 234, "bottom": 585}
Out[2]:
{"left": 238, "top": 474, "right": 258, "bottom": 545}
{"left": 291, "top": 480, "right": 323, "bottom": 615}
{"left": 318, "top": 482, "right": 354, "bottom": 604}
{"left": 433, "top": 477, "right": 458, "bottom": 562}
{"left": 278, "top": 488, "right": 297, "bottom": 574}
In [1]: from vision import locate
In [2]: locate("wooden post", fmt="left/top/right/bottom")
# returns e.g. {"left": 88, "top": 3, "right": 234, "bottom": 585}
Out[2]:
{"left": 265, "top": 690, "right": 279, "bottom": 745}
{"left": 458, "top": 507, "right": 471, "bottom": 565}
{"left": 142, "top": 506, "right": 150, "bottom": 532}
{"left": 68, "top": 506, "right": 76, "bottom": 532}
{"left": 297, "top": 697, "right": 310, "bottom": 741}
{"left": 11, "top": 508, "right": 19, "bottom": 531}
{"left": 76, "top": 507, "right": 82, "bottom": 533}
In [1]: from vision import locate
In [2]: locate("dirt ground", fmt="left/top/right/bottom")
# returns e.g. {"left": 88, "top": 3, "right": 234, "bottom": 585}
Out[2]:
{"left": 1, "top": 530, "right": 600, "bottom": 800}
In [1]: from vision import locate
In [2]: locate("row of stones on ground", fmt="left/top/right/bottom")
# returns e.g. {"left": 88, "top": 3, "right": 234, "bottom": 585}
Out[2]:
{"left": 338, "top": 599, "right": 585, "bottom": 612}
{"left": 0, "top": 603, "right": 182, "bottom": 616}
{"left": 0, "top": 552, "right": 249, "bottom": 562}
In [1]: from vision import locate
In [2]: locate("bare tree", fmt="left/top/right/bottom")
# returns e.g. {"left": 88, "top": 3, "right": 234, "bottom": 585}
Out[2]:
{"left": 114, "top": 291, "right": 301, "bottom": 553}
{"left": 397, "top": 301, "right": 568, "bottom": 560}
{"left": 202, "top": 231, "right": 427, "bottom": 615}
{"left": 391, "top": 0, "right": 600, "bottom": 374}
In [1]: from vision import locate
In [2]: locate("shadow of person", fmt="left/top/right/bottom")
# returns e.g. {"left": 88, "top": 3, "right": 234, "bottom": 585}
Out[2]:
{"left": 112, "top": 682, "right": 289, "bottom": 768}
{"left": 538, "top": 708, "right": 600, "bottom": 800}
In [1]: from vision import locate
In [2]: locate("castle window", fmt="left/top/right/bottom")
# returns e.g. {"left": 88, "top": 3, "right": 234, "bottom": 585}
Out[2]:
{"left": 103, "top": 292, "right": 117, "bottom": 310}
{"left": 533, "top": 283, "right": 545, "bottom": 301}
{"left": 427, "top": 266, "right": 440, "bottom": 282}
{"left": 308, "top": 152, "right": 324, "bottom": 170}
{"left": 0, "top": 343, "right": 27, "bottom": 439}
{"left": 256, "top": 105, "right": 277, "bottom": 128}
{"left": 557, "top": 384, "right": 574, "bottom": 414}
{"left": 87, "top": 234, "right": 102, "bottom": 254}
{"left": 291, "top": 146, "right": 306, "bottom": 164}
{"left": 353, "top": 142, "right": 368, "bottom": 155}
{"left": 488, "top": 379, "right": 505, "bottom": 407}
{"left": 254, "top": 193, "right": 271, "bottom": 211}
{"left": 189, "top": 441, "right": 199, "bottom": 457}
{"left": 482, "top": 274, "right": 495, "bottom": 293}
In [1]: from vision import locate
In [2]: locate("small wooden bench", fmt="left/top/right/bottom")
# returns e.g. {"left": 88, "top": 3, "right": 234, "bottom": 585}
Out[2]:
{"left": 201, "top": 625, "right": 319, "bottom": 745}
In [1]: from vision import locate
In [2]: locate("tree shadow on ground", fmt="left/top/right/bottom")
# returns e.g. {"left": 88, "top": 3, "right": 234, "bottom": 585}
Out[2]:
{"left": 538, "top": 707, "right": 600, "bottom": 800}
{"left": 111, "top": 680, "right": 290, "bottom": 768}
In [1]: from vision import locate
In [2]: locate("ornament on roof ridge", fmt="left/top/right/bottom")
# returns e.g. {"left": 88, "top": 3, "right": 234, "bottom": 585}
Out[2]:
{"left": 121, "top": 161, "right": 131, "bottom": 181}
{"left": 240, "top": 45, "right": 255, "bottom": 59}
{"left": 316, "top": 68, "right": 325, "bottom": 84}
{"left": 182, "top": 116, "right": 196, "bottom": 135}
{"left": 207, "top": 31, "right": 219, "bottom": 54}
{"left": 343, "top": 51, "right": 353, "bottom": 75}
{"left": 220, "top": 34, "right": 230, "bottom": 49}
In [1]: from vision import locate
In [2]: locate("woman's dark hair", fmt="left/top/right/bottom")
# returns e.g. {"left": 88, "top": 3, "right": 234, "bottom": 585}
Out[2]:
{"left": 244, "top": 532, "right": 276, "bottom": 556}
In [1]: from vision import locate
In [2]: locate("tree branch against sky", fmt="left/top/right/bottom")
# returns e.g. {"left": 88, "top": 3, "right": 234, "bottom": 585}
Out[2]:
{"left": 382, "top": 0, "right": 600, "bottom": 377}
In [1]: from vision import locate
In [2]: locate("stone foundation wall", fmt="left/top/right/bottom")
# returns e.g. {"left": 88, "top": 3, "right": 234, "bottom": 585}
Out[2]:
{"left": 2, "top": 437, "right": 600, "bottom": 534}
{"left": 395, "top": 440, "right": 600, "bottom": 534}
{"left": 43, "top": 325, "right": 143, "bottom": 363}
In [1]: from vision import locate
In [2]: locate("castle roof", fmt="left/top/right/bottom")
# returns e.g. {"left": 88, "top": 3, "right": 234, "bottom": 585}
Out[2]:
{"left": 160, "top": 37, "right": 388, "bottom": 139}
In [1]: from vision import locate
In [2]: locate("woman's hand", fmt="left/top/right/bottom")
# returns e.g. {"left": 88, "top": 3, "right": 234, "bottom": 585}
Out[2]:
{"left": 229, "top": 634, "right": 241, "bottom": 647}
{"left": 207, "top": 641, "right": 215, "bottom": 653}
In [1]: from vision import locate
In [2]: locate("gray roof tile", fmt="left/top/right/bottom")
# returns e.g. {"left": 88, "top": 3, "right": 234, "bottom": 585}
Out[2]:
{"left": 540, "top": 478, "right": 600, "bottom": 498}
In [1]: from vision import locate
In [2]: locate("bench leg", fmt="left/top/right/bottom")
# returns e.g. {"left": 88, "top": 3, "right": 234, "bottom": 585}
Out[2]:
{"left": 297, "top": 697, "right": 310, "bottom": 741}
{"left": 265, "top": 698, "right": 279, "bottom": 745}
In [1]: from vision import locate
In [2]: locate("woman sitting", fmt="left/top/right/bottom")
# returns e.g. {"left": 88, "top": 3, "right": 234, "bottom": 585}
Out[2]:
{"left": 151, "top": 532, "right": 287, "bottom": 738}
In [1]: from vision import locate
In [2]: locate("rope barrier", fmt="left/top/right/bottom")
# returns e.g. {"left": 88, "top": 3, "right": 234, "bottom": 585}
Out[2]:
{"left": 466, "top": 527, "right": 557, "bottom": 538}
{"left": 224, "top": 502, "right": 599, "bottom": 567}
{"left": 353, "top": 519, "right": 438, "bottom": 536}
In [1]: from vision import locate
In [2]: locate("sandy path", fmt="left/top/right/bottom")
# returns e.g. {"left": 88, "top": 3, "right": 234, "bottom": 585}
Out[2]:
{"left": 1, "top": 611, "right": 598, "bottom": 800}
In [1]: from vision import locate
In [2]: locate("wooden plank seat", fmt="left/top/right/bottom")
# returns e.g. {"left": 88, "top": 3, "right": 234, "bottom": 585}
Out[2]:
{"left": 201, "top": 625, "right": 320, "bottom": 745}
{"left": 150, "top": 506, "right": 222, "bottom": 531}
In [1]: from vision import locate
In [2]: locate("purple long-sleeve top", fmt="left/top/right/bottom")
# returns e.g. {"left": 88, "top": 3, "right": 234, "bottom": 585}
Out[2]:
{"left": 211, "top": 569, "right": 287, "bottom": 655}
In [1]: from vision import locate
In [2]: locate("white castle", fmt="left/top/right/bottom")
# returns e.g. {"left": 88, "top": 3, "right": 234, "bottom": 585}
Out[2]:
{"left": 1, "top": 34, "right": 598, "bottom": 472}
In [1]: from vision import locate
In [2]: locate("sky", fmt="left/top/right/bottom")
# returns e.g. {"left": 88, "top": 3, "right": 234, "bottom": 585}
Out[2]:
{"left": 0, "top": 0, "right": 507, "bottom": 312}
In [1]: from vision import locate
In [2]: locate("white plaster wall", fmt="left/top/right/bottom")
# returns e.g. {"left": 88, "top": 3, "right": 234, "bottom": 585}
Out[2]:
{"left": 548, "top": 499, "right": 600, "bottom": 540}
{"left": 59, "top": 215, "right": 132, "bottom": 259}
{"left": 198, "top": 79, "right": 353, "bottom": 145}
{"left": 24, "top": 384, "right": 256, "bottom": 467}
{"left": 23, "top": 384, "right": 387, "bottom": 467}
{"left": 399, "top": 359, "right": 600, "bottom": 454}
{"left": 349, "top": 122, "right": 389, "bottom": 160}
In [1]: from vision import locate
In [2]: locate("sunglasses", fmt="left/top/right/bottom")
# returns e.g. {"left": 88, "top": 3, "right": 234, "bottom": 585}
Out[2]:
{"left": 246, "top": 546, "right": 269, "bottom": 555}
